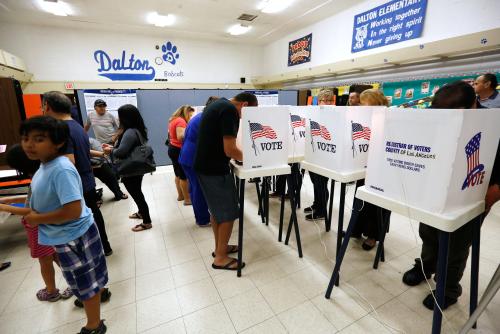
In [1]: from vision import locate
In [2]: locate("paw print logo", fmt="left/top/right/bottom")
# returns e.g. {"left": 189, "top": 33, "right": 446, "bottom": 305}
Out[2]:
{"left": 162, "top": 41, "right": 180, "bottom": 65}
{"left": 480, "top": 38, "right": 488, "bottom": 45}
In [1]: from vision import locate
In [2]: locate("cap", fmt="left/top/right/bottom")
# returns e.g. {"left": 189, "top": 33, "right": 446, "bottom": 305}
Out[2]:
{"left": 94, "top": 99, "right": 107, "bottom": 107}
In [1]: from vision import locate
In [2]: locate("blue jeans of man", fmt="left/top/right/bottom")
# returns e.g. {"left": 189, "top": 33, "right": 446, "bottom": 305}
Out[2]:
{"left": 181, "top": 163, "right": 210, "bottom": 226}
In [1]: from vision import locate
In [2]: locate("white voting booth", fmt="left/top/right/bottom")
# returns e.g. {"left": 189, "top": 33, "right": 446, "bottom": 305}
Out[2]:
{"left": 365, "top": 108, "right": 500, "bottom": 216}
{"left": 288, "top": 106, "right": 309, "bottom": 160}
{"left": 241, "top": 106, "right": 290, "bottom": 170}
{"left": 304, "top": 106, "right": 376, "bottom": 174}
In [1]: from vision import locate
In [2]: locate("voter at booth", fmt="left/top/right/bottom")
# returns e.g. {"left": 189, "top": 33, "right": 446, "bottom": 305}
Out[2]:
{"left": 167, "top": 105, "right": 194, "bottom": 206}
{"left": 194, "top": 92, "right": 258, "bottom": 270}
{"left": 178, "top": 96, "right": 219, "bottom": 227}
{"left": 351, "top": 89, "right": 390, "bottom": 250}
{"left": 402, "top": 81, "right": 500, "bottom": 310}
{"left": 304, "top": 89, "right": 334, "bottom": 221}
{"left": 474, "top": 73, "right": 500, "bottom": 108}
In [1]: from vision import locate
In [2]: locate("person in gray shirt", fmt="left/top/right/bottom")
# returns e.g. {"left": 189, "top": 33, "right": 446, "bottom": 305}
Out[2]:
{"left": 85, "top": 99, "right": 119, "bottom": 144}
{"left": 474, "top": 73, "right": 500, "bottom": 108}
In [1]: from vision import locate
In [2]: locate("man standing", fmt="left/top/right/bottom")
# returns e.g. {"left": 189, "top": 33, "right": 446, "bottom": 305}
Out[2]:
{"left": 43, "top": 92, "right": 113, "bottom": 257}
{"left": 194, "top": 92, "right": 258, "bottom": 270}
{"left": 348, "top": 91, "right": 361, "bottom": 106}
{"left": 84, "top": 99, "right": 119, "bottom": 144}
{"left": 474, "top": 73, "right": 500, "bottom": 108}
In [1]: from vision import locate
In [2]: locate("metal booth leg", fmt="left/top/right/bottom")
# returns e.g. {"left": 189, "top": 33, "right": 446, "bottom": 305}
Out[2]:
{"left": 237, "top": 177, "right": 245, "bottom": 277}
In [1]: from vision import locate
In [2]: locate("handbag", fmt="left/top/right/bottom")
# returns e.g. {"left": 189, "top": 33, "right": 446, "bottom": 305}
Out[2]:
{"left": 114, "top": 129, "right": 156, "bottom": 177}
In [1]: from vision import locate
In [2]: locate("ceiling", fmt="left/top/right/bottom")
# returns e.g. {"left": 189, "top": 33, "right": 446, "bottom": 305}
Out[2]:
{"left": 0, "top": 0, "right": 363, "bottom": 45}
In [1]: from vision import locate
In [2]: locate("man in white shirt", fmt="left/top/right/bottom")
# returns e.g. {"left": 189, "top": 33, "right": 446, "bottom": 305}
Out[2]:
{"left": 84, "top": 99, "right": 119, "bottom": 144}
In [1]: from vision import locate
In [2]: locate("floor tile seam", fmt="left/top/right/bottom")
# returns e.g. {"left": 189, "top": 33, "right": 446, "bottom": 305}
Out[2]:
{"left": 0, "top": 266, "right": 31, "bottom": 316}
{"left": 208, "top": 271, "right": 239, "bottom": 334}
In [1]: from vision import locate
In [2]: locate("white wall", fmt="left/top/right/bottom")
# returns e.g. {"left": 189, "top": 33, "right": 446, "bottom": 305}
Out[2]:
{"left": 262, "top": 0, "right": 500, "bottom": 76}
{"left": 0, "top": 22, "right": 263, "bottom": 83}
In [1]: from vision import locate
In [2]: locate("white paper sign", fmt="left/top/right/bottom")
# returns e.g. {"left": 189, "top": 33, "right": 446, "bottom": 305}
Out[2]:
{"left": 365, "top": 108, "right": 500, "bottom": 214}
{"left": 242, "top": 106, "right": 289, "bottom": 169}
{"left": 288, "top": 106, "right": 310, "bottom": 158}
{"left": 83, "top": 90, "right": 137, "bottom": 119}
{"left": 304, "top": 106, "right": 376, "bottom": 173}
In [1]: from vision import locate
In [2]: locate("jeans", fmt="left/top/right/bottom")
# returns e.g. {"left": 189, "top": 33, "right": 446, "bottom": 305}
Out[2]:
{"left": 181, "top": 163, "right": 210, "bottom": 225}
{"left": 93, "top": 163, "right": 124, "bottom": 199}
{"left": 83, "top": 188, "right": 112, "bottom": 253}
{"left": 122, "top": 175, "right": 151, "bottom": 224}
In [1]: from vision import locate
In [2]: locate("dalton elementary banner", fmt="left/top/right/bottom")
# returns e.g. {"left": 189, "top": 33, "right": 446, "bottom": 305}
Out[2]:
{"left": 351, "top": 0, "right": 427, "bottom": 53}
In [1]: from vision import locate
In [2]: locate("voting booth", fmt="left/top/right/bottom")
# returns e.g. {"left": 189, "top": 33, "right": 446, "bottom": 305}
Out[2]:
{"left": 304, "top": 106, "right": 376, "bottom": 173}
{"left": 242, "top": 106, "right": 290, "bottom": 170}
{"left": 288, "top": 106, "right": 309, "bottom": 159}
{"left": 365, "top": 108, "right": 500, "bottom": 215}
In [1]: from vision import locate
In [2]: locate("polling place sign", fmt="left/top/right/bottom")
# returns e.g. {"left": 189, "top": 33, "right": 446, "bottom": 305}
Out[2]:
{"left": 242, "top": 106, "right": 289, "bottom": 169}
{"left": 304, "top": 106, "right": 376, "bottom": 173}
{"left": 351, "top": 0, "right": 427, "bottom": 53}
{"left": 365, "top": 108, "right": 500, "bottom": 215}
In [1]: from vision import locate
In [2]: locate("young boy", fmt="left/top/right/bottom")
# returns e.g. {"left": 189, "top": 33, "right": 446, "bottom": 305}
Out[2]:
{"left": 0, "top": 144, "right": 73, "bottom": 302}
{"left": 20, "top": 116, "right": 108, "bottom": 334}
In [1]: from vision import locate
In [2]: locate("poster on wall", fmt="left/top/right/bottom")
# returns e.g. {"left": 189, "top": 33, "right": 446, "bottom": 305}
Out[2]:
{"left": 83, "top": 89, "right": 137, "bottom": 119}
{"left": 288, "top": 33, "right": 312, "bottom": 67}
{"left": 405, "top": 88, "right": 414, "bottom": 99}
{"left": 351, "top": 0, "right": 428, "bottom": 53}
{"left": 394, "top": 88, "right": 402, "bottom": 99}
{"left": 245, "top": 90, "right": 279, "bottom": 105}
{"left": 421, "top": 81, "right": 430, "bottom": 94}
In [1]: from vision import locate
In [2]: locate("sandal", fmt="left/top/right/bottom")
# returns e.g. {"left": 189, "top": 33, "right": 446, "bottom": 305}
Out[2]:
{"left": 128, "top": 212, "right": 142, "bottom": 219}
{"left": 36, "top": 288, "right": 61, "bottom": 302}
{"left": 212, "top": 258, "right": 245, "bottom": 271}
{"left": 212, "top": 245, "right": 239, "bottom": 258}
{"left": 131, "top": 223, "right": 152, "bottom": 232}
{"left": 74, "top": 288, "right": 111, "bottom": 308}
{"left": 78, "top": 320, "right": 107, "bottom": 334}
{"left": 60, "top": 287, "right": 74, "bottom": 299}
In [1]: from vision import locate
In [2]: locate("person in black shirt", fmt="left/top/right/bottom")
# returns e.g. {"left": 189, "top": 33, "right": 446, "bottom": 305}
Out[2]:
{"left": 194, "top": 93, "right": 258, "bottom": 270}
{"left": 402, "top": 81, "right": 500, "bottom": 310}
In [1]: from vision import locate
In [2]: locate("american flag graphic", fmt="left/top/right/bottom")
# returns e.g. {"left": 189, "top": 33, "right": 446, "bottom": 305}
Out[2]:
{"left": 249, "top": 122, "right": 277, "bottom": 140}
{"left": 290, "top": 114, "right": 305, "bottom": 128}
{"left": 310, "top": 121, "right": 331, "bottom": 140}
{"left": 351, "top": 122, "right": 371, "bottom": 140}
{"left": 465, "top": 132, "right": 481, "bottom": 178}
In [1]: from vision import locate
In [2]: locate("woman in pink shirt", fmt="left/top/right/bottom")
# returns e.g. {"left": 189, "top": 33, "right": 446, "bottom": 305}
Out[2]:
{"left": 168, "top": 105, "right": 194, "bottom": 205}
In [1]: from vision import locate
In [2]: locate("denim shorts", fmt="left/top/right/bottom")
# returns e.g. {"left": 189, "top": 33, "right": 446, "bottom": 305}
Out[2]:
{"left": 197, "top": 173, "right": 239, "bottom": 223}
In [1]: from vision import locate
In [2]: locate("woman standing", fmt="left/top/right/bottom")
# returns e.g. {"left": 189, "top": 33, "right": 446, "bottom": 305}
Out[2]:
{"left": 351, "top": 89, "right": 390, "bottom": 250}
{"left": 168, "top": 105, "right": 194, "bottom": 206}
{"left": 103, "top": 104, "right": 152, "bottom": 232}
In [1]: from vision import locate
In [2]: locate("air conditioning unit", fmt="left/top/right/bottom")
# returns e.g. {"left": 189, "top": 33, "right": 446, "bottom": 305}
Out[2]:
{"left": 0, "top": 50, "right": 27, "bottom": 71}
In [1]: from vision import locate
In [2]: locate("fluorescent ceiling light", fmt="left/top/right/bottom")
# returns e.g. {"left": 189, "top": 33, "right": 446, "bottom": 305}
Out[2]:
{"left": 38, "top": 0, "right": 72, "bottom": 16}
{"left": 147, "top": 12, "right": 176, "bottom": 27}
{"left": 258, "top": 0, "right": 294, "bottom": 14}
{"left": 228, "top": 24, "right": 252, "bottom": 36}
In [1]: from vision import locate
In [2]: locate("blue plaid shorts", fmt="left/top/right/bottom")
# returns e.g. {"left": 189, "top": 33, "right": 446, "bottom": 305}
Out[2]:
{"left": 55, "top": 223, "right": 108, "bottom": 301}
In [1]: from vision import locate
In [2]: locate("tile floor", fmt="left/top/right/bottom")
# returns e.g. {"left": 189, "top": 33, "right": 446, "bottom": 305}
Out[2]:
{"left": 0, "top": 166, "right": 499, "bottom": 333}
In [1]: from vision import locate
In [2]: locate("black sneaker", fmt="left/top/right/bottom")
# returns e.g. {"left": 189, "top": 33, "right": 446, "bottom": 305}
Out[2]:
{"left": 305, "top": 212, "right": 325, "bottom": 221}
{"left": 74, "top": 288, "right": 112, "bottom": 308}
{"left": 422, "top": 291, "right": 457, "bottom": 310}
{"left": 78, "top": 320, "right": 107, "bottom": 334}
{"left": 402, "top": 259, "right": 432, "bottom": 286}
{"left": 303, "top": 206, "right": 315, "bottom": 213}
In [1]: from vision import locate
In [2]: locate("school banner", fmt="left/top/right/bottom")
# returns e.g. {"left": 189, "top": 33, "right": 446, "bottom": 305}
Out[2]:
{"left": 352, "top": 0, "right": 427, "bottom": 53}
{"left": 288, "top": 33, "right": 312, "bottom": 67}
{"left": 365, "top": 108, "right": 500, "bottom": 215}
{"left": 304, "top": 106, "right": 376, "bottom": 173}
{"left": 242, "top": 106, "right": 289, "bottom": 169}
